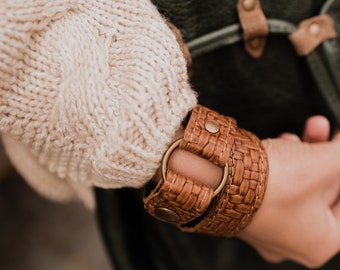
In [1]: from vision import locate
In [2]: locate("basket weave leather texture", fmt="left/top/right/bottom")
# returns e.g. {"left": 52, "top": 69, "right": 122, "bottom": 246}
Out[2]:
{"left": 144, "top": 170, "right": 214, "bottom": 224}
{"left": 144, "top": 105, "right": 268, "bottom": 237}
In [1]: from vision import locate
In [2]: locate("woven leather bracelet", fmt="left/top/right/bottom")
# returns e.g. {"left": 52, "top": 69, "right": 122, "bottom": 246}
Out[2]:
{"left": 143, "top": 105, "right": 268, "bottom": 237}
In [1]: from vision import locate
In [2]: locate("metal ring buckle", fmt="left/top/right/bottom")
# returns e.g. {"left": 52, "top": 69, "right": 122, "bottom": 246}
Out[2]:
{"left": 161, "top": 138, "right": 228, "bottom": 198}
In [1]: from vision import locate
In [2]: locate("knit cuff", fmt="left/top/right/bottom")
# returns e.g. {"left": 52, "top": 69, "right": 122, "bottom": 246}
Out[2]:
{"left": 2, "top": 133, "right": 95, "bottom": 209}
{"left": 0, "top": 0, "right": 197, "bottom": 202}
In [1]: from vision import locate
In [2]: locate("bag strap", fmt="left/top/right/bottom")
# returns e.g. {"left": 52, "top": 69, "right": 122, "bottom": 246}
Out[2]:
{"left": 186, "top": 0, "right": 340, "bottom": 125}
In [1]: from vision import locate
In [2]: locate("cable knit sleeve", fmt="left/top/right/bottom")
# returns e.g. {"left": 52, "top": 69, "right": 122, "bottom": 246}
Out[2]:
{"left": 0, "top": 0, "right": 197, "bottom": 208}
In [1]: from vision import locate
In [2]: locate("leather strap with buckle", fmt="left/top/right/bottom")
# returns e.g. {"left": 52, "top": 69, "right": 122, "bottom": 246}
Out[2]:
{"left": 143, "top": 105, "right": 269, "bottom": 237}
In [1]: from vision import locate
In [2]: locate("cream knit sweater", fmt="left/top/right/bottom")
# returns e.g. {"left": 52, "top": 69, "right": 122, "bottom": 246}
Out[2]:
{"left": 0, "top": 0, "right": 197, "bottom": 209}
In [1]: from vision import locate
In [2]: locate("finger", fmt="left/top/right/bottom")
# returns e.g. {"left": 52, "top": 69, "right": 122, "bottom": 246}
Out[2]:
{"left": 302, "top": 115, "right": 330, "bottom": 142}
{"left": 253, "top": 245, "right": 286, "bottom": 264}
{"left": 331, "top": 194, "right": 340, "bottom": 220}
{"left": 324, "top": 180, "right": 340, "bottom": 208}
{"left": 311, "top": 208, "right": 340, "bottom": 269}
{"left": 279, "top": 132, "right": 301, "bottom": 142}
{"left": 331, "top": 129, "right": 340, "bottom": 141}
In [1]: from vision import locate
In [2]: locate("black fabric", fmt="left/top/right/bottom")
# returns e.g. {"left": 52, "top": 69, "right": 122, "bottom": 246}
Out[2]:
{"left": 96, "top": 188, "right": 309, "bottom": 270}
{"left": 96, "top": 1, "right": 340, "bottom": 269}
{"left": 191, "top": 35, "right": 334, "bottom": 139}
{"left": 96, "top": 187, "right": 340, "bottom": 270}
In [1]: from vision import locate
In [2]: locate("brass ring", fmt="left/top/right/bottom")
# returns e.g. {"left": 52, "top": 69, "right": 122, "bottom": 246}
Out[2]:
{"left": 161, "top": 138, "right": 182, "bottom": 181}
{"left": 212, "top": 163, "right": 228, "bottom": 197}
{"left": 161, "top": 138, "right": 228, "bottom": 197}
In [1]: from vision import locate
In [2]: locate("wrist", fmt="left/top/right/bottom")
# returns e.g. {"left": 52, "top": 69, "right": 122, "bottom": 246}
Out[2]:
{"left": 168, "top": 147, "right": 223, "bottom": 190}
{"left": 158, "top": 125, "right": 223, "bottom": 189}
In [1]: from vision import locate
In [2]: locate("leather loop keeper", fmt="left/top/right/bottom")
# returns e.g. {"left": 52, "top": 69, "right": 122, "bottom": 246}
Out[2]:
{"left": 289, "top": 14, "right": 337, "bottom": 56}
{"left": 144, "top": 105, "right": 269, "bottom": 237}
{"left": 237, "top": 0, "right": 269, "bottom": 58}
{"left": 144, "top": 169, "right": 214, "bottom": 224}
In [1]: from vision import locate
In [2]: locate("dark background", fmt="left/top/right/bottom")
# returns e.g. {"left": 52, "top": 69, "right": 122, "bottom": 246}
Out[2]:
{"left": 0, "top": 150, "right": 111, "bottom": 270}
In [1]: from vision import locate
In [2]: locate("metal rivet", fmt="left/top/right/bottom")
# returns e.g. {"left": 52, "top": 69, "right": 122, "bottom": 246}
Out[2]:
{"left": 155, "top": 207, "right": 180, "bottom": 223}
{"left": 309, "top": 23, "right": 320, "bottom": 36}
{"left": 205, "top": 120, "right": 220, "bottom": 134}
{"left": 242, "top": 0, "right": 256, "bottom": 11}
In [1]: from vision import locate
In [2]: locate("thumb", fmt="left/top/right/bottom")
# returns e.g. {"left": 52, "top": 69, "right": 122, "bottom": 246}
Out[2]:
{"left": 302, "top": 115, "right": 330, "bottom": 142}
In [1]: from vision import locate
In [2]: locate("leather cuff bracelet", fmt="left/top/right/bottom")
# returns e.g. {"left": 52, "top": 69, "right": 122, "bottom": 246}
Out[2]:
{"left": 143, "top": 105, "right": 269, "bottom": 237}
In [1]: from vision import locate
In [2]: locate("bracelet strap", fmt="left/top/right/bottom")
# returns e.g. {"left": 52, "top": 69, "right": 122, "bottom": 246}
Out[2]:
{"left": 143, "top": 105, "right": 268, "bottom": 237}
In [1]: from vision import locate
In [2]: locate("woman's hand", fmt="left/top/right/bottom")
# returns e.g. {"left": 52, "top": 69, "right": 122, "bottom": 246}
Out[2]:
{"left": 239, "top": 116, "right": 340, "bottom": 268}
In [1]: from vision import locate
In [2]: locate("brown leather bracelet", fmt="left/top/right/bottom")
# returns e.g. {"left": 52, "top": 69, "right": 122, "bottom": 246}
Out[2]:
{"left": 143, "top": 105, "right": 269, "bottom": 237}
